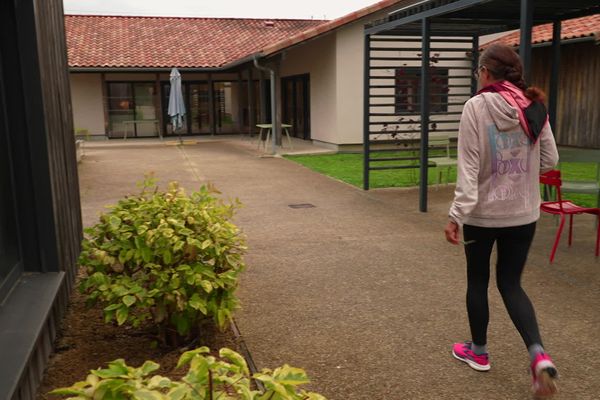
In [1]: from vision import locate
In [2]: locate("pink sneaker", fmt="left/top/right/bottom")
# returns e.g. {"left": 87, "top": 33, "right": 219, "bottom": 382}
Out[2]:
{"left": 452, "top": 341, "right": 490, "bottom": 371}
{"left": 531, "top": 353, "right": 558, "bottom": 398}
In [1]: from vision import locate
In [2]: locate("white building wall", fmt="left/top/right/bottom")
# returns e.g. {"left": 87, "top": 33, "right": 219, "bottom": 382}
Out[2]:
{"left": 70, "top": 73, "right": 105, "bottom": 137}
{"left": 335, "top": 23, "right": 365, "bottom": 145}
{"left": 280, "top": 33, "right": 337, "bottom": 145}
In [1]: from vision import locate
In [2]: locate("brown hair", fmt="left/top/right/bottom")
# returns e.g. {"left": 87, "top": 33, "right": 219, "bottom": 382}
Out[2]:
{"left": 479, "top": 43, "right": 545, "bottom": 102}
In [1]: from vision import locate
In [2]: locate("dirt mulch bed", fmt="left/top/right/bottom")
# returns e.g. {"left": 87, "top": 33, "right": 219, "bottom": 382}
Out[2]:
{"left": 37, "top": 287, "right": 239, "bottom": 399}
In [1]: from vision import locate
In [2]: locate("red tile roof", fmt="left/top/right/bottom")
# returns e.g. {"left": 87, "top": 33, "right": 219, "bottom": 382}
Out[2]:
{"left": 485, "top": 14, "right": 600, "bottom": 48}
{"left": 65, "top": 15, "right": 326, "bottom": 69}
{"left": 262, "top": 0, "right": 414, "bottom": 56}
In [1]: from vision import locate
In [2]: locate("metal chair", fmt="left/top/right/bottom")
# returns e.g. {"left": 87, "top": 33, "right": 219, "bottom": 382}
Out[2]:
{"left": 539, "top": 170, "right": 600, "bottom": 263}
{"left": 428, "top": 136, "right": 457, "bottom": 185}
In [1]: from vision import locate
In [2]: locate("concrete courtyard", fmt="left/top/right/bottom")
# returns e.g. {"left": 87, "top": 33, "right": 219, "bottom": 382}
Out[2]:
{"left": 78, "top": 138, "right": 600, "bottom": 399}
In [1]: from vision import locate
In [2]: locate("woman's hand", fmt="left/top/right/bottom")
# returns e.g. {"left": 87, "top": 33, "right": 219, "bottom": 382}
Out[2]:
{"left": 445, "top": 220, "right": 460, "bottom": 245}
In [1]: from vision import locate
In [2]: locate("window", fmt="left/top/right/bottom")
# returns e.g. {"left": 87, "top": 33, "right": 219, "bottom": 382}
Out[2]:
{"left": 189, "top": 83, "right": 210, "bottom": 134}
{"left": 395, "top": 67, "right": 449, "bottom": 114}
{"left": 161, "top": 80, "right": 263, "bottom": 136}
{"left": 239, "top": 80, "right": 261, "bottom": 129}
{"left": 107, "top": 82, "right": 158, "bottom": 138}
{"left": 282, "top": 74, "right": 310, "bottom": 140}
{"left": 213, "top": 82, "right": 240, "bottom": 134}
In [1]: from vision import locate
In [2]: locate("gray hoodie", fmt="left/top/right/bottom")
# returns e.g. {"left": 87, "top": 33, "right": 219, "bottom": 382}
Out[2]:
{"left": 449, "top": 92, "right": 559, "bottom": 227}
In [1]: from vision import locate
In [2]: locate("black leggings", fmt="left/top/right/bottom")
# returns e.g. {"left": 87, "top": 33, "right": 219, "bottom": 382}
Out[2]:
{"left": 463, "top": 222, "right": 542, "bottom": 348}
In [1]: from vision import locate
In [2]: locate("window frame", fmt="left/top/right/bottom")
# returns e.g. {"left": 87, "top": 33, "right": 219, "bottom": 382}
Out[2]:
{"left": 106, "top": 81, "right": 158, "bottom": 138}
{"left": 394, "top": 67, "right": 450, "bottom": 115}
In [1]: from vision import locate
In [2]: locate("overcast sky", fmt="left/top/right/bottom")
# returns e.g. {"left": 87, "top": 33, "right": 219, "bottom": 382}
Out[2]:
{"left": 62, "top": 0, "right": 383, "bottom": 19}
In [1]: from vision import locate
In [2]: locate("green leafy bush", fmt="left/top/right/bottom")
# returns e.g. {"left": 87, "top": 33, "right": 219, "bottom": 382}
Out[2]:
{"left": 50, "top": 347, "right": 326, "bottom": 400}
{"left": 79, "top": 176, "right": 246, "bottom": 344}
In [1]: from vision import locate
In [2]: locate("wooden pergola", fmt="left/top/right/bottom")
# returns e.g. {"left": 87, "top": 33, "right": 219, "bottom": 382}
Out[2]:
{"left": 362, "top": 0, "right": 600, "bottom": 211}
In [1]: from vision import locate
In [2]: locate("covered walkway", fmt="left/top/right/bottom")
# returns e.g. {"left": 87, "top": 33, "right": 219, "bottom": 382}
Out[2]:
{"left": 362, "top": 0, "right": 600, "bottom": 212}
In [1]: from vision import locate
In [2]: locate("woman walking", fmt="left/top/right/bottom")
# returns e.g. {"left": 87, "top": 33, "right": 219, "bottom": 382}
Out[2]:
{"left": 444, "top": 43, "right": 560, "bottom": 397}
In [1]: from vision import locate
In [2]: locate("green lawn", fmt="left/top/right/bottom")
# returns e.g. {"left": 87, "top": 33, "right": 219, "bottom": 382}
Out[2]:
{"left": 284, "top": 153, "right": 598, "bottom": 208}
{"left": 558, "top": 162, "right": 599, "bottom": 208}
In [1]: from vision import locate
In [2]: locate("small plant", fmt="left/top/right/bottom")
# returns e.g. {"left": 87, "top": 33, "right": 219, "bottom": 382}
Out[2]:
{"left": 79, "top": 175, "right": 246, "bottom": 345}
{"left": 50, "top": 347, "right": 327, "bottom": 400}
{"left": 75, "top": 128, "right": 90, "bottom": 140}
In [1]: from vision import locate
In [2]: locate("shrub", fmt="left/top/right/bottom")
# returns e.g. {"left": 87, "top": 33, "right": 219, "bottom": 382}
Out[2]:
{"left": 79, "top": 176, "right": 246, "bottom": 344}
{"left": 50, "top": 347, "right": 326, "bottom": 400}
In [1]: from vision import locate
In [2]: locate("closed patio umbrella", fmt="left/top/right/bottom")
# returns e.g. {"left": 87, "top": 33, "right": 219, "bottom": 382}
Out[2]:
{"left": 168, "top": 68, "right": 186, "bottom": 143}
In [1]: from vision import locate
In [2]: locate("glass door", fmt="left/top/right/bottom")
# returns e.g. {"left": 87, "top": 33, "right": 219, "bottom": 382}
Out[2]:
{"left": 282, "top": 74, "right": 310, "bottom": 140}
{"left": 214, "top": 81, "right": 241, "bottom": 134}
{"left": 107, "top": 82, "right": 159, "bottom": 138}
{"left": 189, "top": 83, "right": 210, "bottom": 134}
{"left": 240, "top": 80, "right": 261, "bottom": 130}
{"left": 133, "top": 83, "right": 158, "bottom": 137}
{"left": 107, "top": 82, "right": 134, "bottom": 138}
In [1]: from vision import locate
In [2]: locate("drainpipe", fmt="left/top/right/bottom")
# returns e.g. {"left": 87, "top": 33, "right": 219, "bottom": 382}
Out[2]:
{"left": 253, "top": 55, "right": 278, "bottom": 155}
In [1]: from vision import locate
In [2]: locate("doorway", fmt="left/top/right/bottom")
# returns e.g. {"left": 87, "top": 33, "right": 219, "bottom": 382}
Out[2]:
{"left": 282, "top": 74, "right": 310, "bottom": 140}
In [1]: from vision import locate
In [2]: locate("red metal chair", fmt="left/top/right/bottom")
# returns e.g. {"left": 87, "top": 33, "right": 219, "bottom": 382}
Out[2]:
{"left": 540, "top": 170, "right": 600, "bottom": 263}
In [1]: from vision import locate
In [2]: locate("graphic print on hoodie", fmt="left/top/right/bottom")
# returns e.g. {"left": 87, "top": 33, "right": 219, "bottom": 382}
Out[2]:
{"left": 487, "top": 124, "right": 531, "bottom": 206}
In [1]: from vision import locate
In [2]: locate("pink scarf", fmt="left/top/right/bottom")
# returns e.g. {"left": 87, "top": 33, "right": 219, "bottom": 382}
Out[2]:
{"left": 477, "top": 80, "right": 548, "bottom": 143}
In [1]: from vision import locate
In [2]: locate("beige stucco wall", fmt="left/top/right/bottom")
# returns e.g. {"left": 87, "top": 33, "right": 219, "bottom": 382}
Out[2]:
{"left": 280, "top": 33, "right": 337, "bottom": 144}
{"left": 335, "top": 20, "right": 373, "bottom": 145}
{"left": 70, "top": 73, "right": 105, "bottom": 136}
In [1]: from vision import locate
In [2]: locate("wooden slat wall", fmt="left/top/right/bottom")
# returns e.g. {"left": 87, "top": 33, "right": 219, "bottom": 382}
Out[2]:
{"left": 9, "top": 0, "right": 82, "bottom": 398}
{"left": 15, "top": 280, "right": 69, "bottom": 400}
{"left": 531, "top": 42, "right": 600, "bottom": 149}
{"left": 1, "top": 0, "right": 81, "bottom": 398}
{"left": 33, "top": 0, "right": 82, "bottom": 287}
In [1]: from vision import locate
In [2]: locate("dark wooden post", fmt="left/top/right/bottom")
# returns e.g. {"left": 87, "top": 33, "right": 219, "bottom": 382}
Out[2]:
{"left": 247, "top": 66, "right": 255, "bottom": 136}
{"left": 363, "top": 33, "right": 371, "bottom": 190}
{"left": 154, "top": 72, "right": 163, "bottom": 138}
{"left": 237, "top": 70, "right": 243, "bottom": 134}
{"left": 549, "top": 20, "right": 561, "bottom": 131}
{"left": 519, "top": 0, "right": 534, "bottom": 83}
{"left": 471, "top": 36, "right": 479, "bottom": 96}
{"left": 208, "top": 72, "right": 215, "bottom": 135}
{"left": 259, "top": 72, "right": 267, "bottom": 124}
{"left": 419, "top": 17, "right": 431, "bottom": 212}
{"left": 274, "top": 57, "right": 282, "bottom": 146}
{"left": 101, "top": 72, "right": 109, "bottom": 137}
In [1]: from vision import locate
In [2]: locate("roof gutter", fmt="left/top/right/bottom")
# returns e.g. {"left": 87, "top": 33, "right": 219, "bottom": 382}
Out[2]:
{"left": 253, "top": 55, "right": 278, "bottom": 155}
{"left": 480, "top": 35, "right": 597, "bottom": 51}
{"left": 531, "top": 35, "right": 597, "bottom": 48}
{"left": 69, "top": 53, "right": 262, "bottom": 73}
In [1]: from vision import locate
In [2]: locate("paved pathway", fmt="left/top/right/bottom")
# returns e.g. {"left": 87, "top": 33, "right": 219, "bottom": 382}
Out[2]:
{"left": 79, "top": 139, "right": 600, "bottom": 399}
